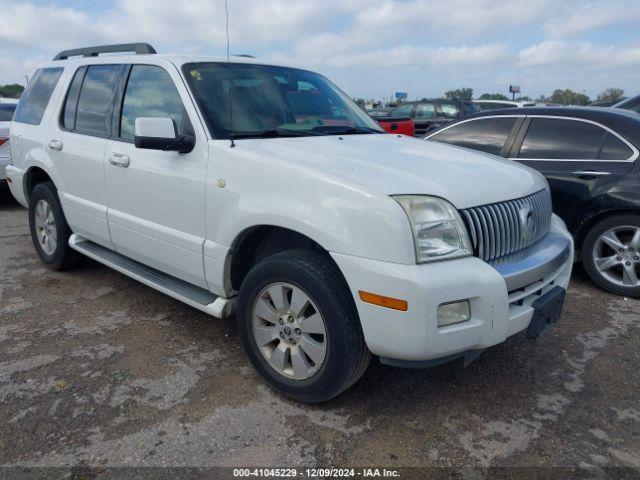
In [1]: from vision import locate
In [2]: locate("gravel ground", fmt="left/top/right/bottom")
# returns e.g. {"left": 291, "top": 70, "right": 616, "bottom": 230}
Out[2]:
{"left": 1, "top": 186, "right": 639, "bottom": 477}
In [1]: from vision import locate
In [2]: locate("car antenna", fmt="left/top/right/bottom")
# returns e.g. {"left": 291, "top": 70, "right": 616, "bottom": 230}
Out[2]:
{"left": 225, "top": 0, "right": 235, "bottom": 148}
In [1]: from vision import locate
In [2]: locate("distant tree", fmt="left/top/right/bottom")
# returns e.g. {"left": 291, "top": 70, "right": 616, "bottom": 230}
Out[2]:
{"left": 479, "top": 93, "right": 509, "bottom": 100}
{"left": 517, "top": 95, "right": 532, "bottom": 101}
{"left": 597, "top": 88, "right": 624, "bottom": 102}
{"left": 549, "top": 89, "right": 590, "bottom": 106}
{"left": 353, "top": 97, "right": 366, "bottom": 107}
{"left": 0, "top": 84, "right": 25, "bottom": 98}
{"left": 444, "top": 87, "right": 474, "bottom": 100}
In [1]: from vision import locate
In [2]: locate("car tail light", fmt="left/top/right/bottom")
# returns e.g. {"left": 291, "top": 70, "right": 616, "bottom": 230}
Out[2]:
{"left": 0, "top": 137, "right": 8, "bottom": 147}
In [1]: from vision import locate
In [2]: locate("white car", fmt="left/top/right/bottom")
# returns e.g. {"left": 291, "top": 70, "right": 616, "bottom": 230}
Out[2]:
{"left": 0, "top": 98, "right": 18, "bottom": 185}
{"left": 7, "top": 44, "right": 574, "bottom": 402}
{"left": 474, "top": 100, "right": 537, "bottom": 111}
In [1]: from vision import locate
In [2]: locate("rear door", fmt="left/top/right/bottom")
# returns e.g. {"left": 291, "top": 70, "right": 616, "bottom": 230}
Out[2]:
{"left": 48, "top": 64, "right": 124, "bottom": 248}
{"left": 510, "top": 116, "right": 638, "bottom": 231}
{"left": 103, "top": 62, "right": 210, "bottom": 288}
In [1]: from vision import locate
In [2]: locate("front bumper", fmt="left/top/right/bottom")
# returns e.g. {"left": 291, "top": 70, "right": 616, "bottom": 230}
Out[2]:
{"left": 331, "top": 214, "right": 573, "bottom": 362}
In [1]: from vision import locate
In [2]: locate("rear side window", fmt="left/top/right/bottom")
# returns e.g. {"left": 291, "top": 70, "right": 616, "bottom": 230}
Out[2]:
{"left": 0, "top": 104, "right": 16, "bottom": 121}
{"left": 519, "top": 118, "right": 605, "bottom": 160}
{"left": 119, "top": 65, "right": 190, "bottom": 141}
{"left": 62, "top": 66, "right": 86, "bottom": 130}
{"left": 74, "top": 65, "right": 122, "bottom": 136}
{"left": 439, "top": 101, "right": 460, "bottom": 118}
{"left": 13, "top": 68, "right": 63, "bottom": 125}
{"left": 429, "top": 117, "right": 518, "bottom": 156}
{"left": 599, "top": 133, "right": 634, "bottom": 160}
{"left": 415, "top": 103, "right": 435, "bottom": 119}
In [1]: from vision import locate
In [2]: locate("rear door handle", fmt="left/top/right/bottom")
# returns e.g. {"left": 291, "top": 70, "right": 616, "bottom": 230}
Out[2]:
{"left": 572, "top": 170, "right": 610, "bottom": 178}
{"left": 109, "top": 152, "right": 130, "bottom": 168}
{"left": 48, "top": 140, "right": 63, "bottom": 151}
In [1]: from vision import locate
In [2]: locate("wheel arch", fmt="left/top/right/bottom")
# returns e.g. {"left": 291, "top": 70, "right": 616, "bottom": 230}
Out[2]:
{"left": 23, "top": 165, "right": 56, "bottom": 203}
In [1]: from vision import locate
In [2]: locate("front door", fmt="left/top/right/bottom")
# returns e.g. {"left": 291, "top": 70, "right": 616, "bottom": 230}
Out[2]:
{"left": 104, "top": 62, "right": 210, "bottom": 288}
{"left": 511, "top": 116, "right": 637, "bottom": 233}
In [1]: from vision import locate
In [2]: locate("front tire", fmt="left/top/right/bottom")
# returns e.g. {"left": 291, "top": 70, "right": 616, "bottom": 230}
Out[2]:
{"left": 582, "top": 214, "right": 640, "bottom": 297}
{"left": 237, "top": 250, "right": 371, "bottom": 403}
{"left": 28, "top": 181, "right": 81, "bottom": 270}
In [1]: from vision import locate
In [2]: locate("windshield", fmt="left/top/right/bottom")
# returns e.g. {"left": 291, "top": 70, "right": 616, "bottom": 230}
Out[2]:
{"left": 183, "top": 62, "right": 383, "bottom": 139}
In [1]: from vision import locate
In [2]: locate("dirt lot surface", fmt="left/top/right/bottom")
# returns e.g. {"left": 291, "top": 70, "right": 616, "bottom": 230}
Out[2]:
{"left": 1, "top": 187, "right": 639, "bottom": 477}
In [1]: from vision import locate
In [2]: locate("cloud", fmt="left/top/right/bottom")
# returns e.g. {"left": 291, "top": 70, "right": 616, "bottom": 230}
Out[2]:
{"left": 543, "top": 0, "right": 640, "bottom": 38}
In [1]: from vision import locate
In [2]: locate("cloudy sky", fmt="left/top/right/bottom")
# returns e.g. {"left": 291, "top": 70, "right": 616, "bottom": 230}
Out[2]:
{"left": 1, "top": 0, "right": 639, "bottom": 101}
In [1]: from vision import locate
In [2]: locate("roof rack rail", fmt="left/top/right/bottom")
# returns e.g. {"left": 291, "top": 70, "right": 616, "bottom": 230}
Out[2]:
{"left": 53, "top": 43, "right": 156, "bottom": 61}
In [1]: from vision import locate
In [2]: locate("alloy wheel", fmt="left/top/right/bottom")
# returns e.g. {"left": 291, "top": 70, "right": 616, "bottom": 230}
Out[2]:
{"left": 592, "top": 226, "right": 640, "bottom": 287}
{"left": 34, "top": 199, "right": 57, "bottom": 256}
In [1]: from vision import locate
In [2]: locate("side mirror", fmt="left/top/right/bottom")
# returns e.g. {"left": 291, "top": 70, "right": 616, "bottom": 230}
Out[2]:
{"left": 134, "top": 117, "right": 195, "bottom": 153}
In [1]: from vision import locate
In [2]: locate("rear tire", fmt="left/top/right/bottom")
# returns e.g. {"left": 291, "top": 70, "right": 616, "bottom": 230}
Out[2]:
{"left": 237, "top": 250, "right": 371, "bottom": 403}
{"left": 28, "top": 181, "right": 82, "bottom": 270}
{"left": 582, "top": 214, "right": 640, "bottom": 297}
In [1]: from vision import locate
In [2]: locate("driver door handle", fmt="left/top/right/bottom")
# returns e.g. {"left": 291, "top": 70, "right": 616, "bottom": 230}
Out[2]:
{"left": 109, "top": 152, "right": 130, "bottom": 168}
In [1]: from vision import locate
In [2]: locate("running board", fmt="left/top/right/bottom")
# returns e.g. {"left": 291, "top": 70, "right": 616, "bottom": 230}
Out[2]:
{"left": 69, "top": 234, "right": 234, "bottom": 318}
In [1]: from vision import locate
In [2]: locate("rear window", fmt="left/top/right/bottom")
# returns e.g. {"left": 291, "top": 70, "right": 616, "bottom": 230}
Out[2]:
{"left": 13, "top": 68, "right": 63, "bottom": 125}
{"left": 0, "top": 103, "right": 16, "bottom": 121}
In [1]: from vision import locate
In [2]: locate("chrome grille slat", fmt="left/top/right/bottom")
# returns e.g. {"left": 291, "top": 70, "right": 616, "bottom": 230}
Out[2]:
{"left": 461, "top": 189, "right": 552, "bottom": 262}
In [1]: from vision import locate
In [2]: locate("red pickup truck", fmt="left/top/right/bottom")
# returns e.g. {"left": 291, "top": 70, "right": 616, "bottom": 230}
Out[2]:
{"left": 375, "top": 117, "right": 415, "bottom": 136}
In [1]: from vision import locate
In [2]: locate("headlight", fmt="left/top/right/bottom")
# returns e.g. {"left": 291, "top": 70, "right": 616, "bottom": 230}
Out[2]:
{"left": 394, "top": 195, "right": 472, "bottom": 263}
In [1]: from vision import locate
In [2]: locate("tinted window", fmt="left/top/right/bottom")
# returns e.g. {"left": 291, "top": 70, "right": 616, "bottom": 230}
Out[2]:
{"left": 600, "top": 133, "right": 634, "bottom": 160}
{"left": 13, "top": 68, "right": 63, "bottom": 125}
{"left": 439, "top": 101, "right": 460, "bottom": 118}
{"left": 391, "top": 103, "right": 414, "bottom": 117}
{"left": 519, "top": 118, "right": 605, "bottom": 160}
{"left": 62, "top": 67, "right": 86, "bottom": 130}
{"left": 120, "top": 65, "right": 190, "bottom": 141}
{"left": 0, "top": 104, "right": 16, "bottom": 121}
{"left": 429, "top": 117, "right": 517, "bottom": 156}
{"left": 415, "top": 103, "right": 435, "bottom": 119}
{"left": 75, "top": 65, "right": 122, "bottom": 136}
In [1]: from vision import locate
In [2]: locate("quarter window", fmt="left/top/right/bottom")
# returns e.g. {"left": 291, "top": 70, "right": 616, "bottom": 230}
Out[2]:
{"left": 120, "top": 65, "right": 190, "bottom": 141}
{"left": 62, "top": 67, "right": 86, "bottom": 130}
{"left": 13, "top": 68, "right": 63, "bottom": 125}
{"left": 519, "top": 118, "right": 605, "bottom": 160}
{"left": 75, "top": 65, "right": 122, "bottom": 136}
{"left": 429, "top": 117, "right": 518, "bottom": 156}
{"left": 599, "top": 132, "right": 634, "bottom": 160}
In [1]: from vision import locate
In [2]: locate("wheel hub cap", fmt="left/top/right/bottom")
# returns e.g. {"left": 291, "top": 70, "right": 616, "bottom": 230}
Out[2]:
{"left": 34, "top": 199, "right": 57, "bottom": 256}
{"left": 593, "top": 226, "right": 640, "bottom": 287}
{"left": 251, "top": 282, "right": 328, "bottom": 380}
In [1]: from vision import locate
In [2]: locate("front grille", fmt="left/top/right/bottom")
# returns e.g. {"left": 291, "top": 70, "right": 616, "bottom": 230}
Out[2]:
{"left": 460, "top": 189, "right": 552, "bottom": 262}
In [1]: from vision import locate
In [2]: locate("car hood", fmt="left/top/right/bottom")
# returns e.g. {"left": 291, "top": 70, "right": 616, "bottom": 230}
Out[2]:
{"left": 225, "top": 134, "right": 547, "bottom": 209}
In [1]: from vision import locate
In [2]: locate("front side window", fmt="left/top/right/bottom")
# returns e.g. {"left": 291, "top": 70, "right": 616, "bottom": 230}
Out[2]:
{"left": 75, "top": 65, "right": 122, "bottom": 136}
{"left": 429, "top": 117, "right": 518, "bottom": 156}
{"left": 183, "top": 62, "right": 383, "bottom": 139}
{"left": 13, "top": 68, "right": 63, "bottom": 125}
{"left": 120, "top": 65, "right": 190, "bottom": 141}
{"left": 519, "top": 118, "right": 606, "bottom": 160}
{"left": 0, "top": 104, "right": 16, "bottom": 121}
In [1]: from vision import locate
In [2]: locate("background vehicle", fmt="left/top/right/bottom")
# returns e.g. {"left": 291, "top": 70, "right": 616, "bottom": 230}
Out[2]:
{"left": 613, "top": 94, "right": 640, "bottom": 114}
{"left": 475, "top": 100, "right": 536, "bottom": 110}
{"left": 375, "top": 116, "right": 414, "bottom": 136}
{"left": 426, "top": 107, "right": 640, "bottom": 297}
{"left": 383, "top": 99, "right": 480, "bottom": 136}
{"left": 0, "top": 98, "right": 18, "bottom": 186}
{"left": 7, "top": 44, "right": 572, "bottom": 402}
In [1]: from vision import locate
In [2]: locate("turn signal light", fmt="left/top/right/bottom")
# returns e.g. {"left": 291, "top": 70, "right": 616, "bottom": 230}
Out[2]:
{"left": 358, "top": 291, "right": 408, "bottom": 311}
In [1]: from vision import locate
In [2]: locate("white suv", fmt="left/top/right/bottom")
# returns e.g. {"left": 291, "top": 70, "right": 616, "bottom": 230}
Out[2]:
{"left": 7, "top": 44, "right": 574, "bottom": 402}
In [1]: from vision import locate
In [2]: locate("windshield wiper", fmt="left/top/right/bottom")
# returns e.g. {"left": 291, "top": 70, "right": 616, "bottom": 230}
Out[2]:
{"left": 230, "top": 128, "right": 322, "bottom": 140}
{"left": 311, "top": 126, "right": 383, "bottom": 135}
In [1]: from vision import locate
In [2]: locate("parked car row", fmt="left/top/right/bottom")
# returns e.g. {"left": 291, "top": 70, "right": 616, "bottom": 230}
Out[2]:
{"left": 5, "top": 43, "right": 575, "bottom": 402}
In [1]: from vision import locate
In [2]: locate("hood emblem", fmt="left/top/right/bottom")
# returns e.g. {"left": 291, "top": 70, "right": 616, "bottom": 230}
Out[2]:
{"left": 519, "top": 205, "right": 535, "bottom": 242}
